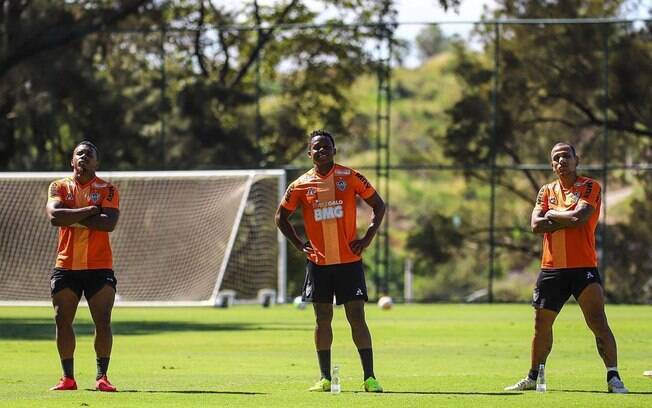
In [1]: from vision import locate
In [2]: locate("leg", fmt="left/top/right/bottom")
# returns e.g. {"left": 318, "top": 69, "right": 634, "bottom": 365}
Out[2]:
{"left": 531, "top": 308, "right": 558, "bottom": 370}
{"left": 52, "top": 289, "right": 80, "bottom": 362}
{"left": 313, "top": 303, "right": 333, "bottom": 350}
{"left": 577, "top": 283, "right": 617, "bottom": 367}
{"left": 88, "top": 285, "right": 115, "bottom": 379}
{"left": 344, "top": 300, "right": 372, "bottom": 349}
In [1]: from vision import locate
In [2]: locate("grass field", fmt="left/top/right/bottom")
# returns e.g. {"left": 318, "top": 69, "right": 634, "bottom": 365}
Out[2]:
{"left": 1, "top": 304, "right": 650, "bottom": 407}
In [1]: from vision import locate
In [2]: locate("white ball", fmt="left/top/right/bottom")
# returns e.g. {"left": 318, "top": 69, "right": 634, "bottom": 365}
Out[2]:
{"left": 377, "top": 296, "right": 393, "bottom": 310}
{"left": 293, "top": 295, "right": 307, "bottom": 310}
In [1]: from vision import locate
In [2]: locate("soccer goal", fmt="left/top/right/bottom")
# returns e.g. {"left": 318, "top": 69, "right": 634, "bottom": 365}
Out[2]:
{"left": 0, "top": 170, "right": 286, "bottom": 306}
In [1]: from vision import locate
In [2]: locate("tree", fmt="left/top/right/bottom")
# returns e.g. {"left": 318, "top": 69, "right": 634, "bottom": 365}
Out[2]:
{"left": 415, "top": 25, "right": 450, "bottom": 61}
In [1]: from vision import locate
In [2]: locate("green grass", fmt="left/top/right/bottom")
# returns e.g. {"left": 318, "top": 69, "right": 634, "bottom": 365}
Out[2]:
{"left": 1, "top": 304, "right": 650, "bottom": 407}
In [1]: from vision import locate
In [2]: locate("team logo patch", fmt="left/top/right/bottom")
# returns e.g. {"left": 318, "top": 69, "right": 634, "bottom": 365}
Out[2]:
{"left": 66, "top": 193, "right": 73, "bottom": 201}
{"left": 90, "top": 192, "right": 100, "bottom": 203}
{"left": 549, "top": 196, "right": 557, "bottom": 205}
{"left": 586, "top": 271, "right": 594, "bottom": 279}
{"left": 355, "top": 288, "right": 364, "bottom": 296}
{"left": 336, "top": 179, "right": 346, "bottom": 192}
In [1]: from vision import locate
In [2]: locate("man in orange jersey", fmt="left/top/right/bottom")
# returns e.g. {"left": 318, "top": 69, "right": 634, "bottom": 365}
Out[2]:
{"left": 276, "top": 130, "right": 385, "bottom": 393}
{"left": 46, "top": 141, "right": 120, "bottom": 392}
{"left": 505, "top": 142, "right": 627, "bottom": 393}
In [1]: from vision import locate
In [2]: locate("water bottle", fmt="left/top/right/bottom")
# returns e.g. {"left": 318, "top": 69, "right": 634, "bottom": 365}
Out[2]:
{"left": 330, "top": 364, "right": 341, "bottom": 394}
{"left": 536, "top": 363, "right": 546, "bottom": 392}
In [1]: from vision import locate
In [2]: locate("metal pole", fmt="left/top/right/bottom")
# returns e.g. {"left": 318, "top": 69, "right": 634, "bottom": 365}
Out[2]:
{"left": 255, "top": 30, "right": 262, "bottom": 149}
{"left": 159, "top": 26, "right": 167, "bottom": 169}
{"left": 488, "top": 22, "right": 500, "bottom": 304}
{"left": 600, "top": 24, "right": 609, "bottom": 283}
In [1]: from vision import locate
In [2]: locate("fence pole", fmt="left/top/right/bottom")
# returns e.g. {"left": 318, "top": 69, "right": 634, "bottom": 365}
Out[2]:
{"left": 159, "top": 26, "right": 167, "bottom": 169}
{"left": 488, "top": 22, "right": 500, "bottom": 304}
{"left": 600, "top": 23, "right": 610, "bottom": 284}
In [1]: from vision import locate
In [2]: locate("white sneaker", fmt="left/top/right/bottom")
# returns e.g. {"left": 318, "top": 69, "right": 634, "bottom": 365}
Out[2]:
{"left": 504, "top": 377, "right": 536, "bottom": 391}
{"left": 607, "top": 376, "right": 628, "bottom": 394}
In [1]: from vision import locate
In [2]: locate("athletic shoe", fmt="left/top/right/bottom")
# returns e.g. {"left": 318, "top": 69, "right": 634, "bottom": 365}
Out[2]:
{"left": 308, "top": 378, "right": 331, "bottom": 392}
{"left": 95, "top": 375, "right": 117, "bottom": 392}
{"left": 49, "top": 377, "right": 77, "bottom": 391}
{"left": 504, "top": 377, "right": 536, "bottom": 391}
{"left": 363, "top": 377, "right": 383, "bottom": 392}
{"left": 607, "top": 376, "right": 628, "bottom": 394}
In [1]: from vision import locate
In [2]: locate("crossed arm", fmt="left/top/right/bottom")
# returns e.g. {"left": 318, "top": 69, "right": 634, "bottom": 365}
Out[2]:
{"left": 531, "top": 202, "right": 594, "bottom": 234}
{"left": 47, "top": 201, "right": 120, "bottom": 232}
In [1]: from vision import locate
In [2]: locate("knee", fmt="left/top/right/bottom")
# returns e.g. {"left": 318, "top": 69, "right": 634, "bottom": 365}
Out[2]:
{"left": 315, "top": 313, "right": 333, "bottom": 328}
{"left": 54, "top": 310, "right": 74, "bottom": 328}
{"left": 346, "top": 313, "right": 366, "bottom": 329}
{"left": 586, "top": 313, "right": 609, "bottom": 334}
{"left": 533, "top": 316, "right": 553, "bottom": 336}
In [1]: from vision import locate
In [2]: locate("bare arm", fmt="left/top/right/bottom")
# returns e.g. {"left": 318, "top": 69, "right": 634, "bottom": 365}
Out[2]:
{"left": 275, "top": 205, "right": 323, "bottom": 258}
{"left": 350, "top": 192, "right": 386, "bottom": 255}
{"left": 531, "top": 208, "right": 566, "bottom": 234}
{"left": 46, "top": 200, "right": 101, "bottom": 227}
{"left": 545, "top": 202, "right": 595, "bottom": 228}
{"left": 78, "top": 208, "right": 120, "bottom": 232}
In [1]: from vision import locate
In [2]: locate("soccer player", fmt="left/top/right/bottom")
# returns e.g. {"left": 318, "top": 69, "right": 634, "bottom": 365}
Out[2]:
{"left": 275, "top": 129, "right": 386, "bottom": 393}
{"left": 505, "top": 142, "right": 627, "bottom": 393}
{"left": 46, "top": 141, "right": 120, "bottom": 392}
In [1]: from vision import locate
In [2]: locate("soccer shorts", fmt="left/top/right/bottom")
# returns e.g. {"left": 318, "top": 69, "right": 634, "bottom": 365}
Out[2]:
{"left": 302, "top": 260, "right": 368, "bottom": 305}
{"left": 532, "top": 267, "right": 602, "bottom": 313}
{"left": 50, "top": 268, "right": 117, "bottom": 300}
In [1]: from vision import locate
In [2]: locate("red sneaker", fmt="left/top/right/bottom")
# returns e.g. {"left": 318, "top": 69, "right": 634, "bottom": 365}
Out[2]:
{"left": 49, "top": 377, "right": 77, "bottom": 391}
{"left": 95, "top": 375, "right": 117, "bottom": 392}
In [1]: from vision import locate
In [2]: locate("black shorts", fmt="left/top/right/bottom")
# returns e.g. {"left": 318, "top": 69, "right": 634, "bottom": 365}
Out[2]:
{"left": 50, "top": 268, "right": 117, "bottom": 301}
{"left": 302, "top": 260, "right": 368, "bottom": 305}
{"left": 532, "top": 267, "right": 602, "bottom": 313}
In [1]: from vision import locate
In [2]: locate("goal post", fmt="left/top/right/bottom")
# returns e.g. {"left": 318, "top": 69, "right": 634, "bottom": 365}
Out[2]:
{"left": 0, "top": 170, "right": 286, "bottom": 306}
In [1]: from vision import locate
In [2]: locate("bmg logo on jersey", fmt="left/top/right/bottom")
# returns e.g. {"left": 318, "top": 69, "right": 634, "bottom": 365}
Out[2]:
{"left": 314, "top": 200, "right": 344, "bottom": 221}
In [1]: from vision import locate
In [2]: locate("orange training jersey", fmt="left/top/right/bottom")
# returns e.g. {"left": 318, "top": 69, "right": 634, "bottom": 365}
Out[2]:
{"left": 47, "top": 176, "right": 119, "bottom": 270}
{"left": 534, "top": 176, "right": 601, "bottom": 269}
{"left": 281, "top": 164, "right": 376, "bottom": 266}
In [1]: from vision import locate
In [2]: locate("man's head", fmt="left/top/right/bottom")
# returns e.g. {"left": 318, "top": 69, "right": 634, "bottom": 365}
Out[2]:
{"left": 550, "top": 142, "right": 578, "bottom": 179}
{"left": 71, "top": 140, "right": 99, "bottom": 176}
{"left": 307, "top": 129, "right": 336, "bottom": 166}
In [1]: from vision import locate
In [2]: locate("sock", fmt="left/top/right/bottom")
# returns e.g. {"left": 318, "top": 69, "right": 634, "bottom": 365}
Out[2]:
{"left": 61, "top": 358, "right": 74, "bottom": 379}
{"left": 528, "top": 369, "right": 539, "bottom": 381}
{"left": 96, "top": 357, "right": 110, "bottom": 380}
{"left": 317, "top": 350, "right": 331, "bottom": 381}
{"left": 607, "top": 367, "right": 620, "bottom": 382}
{"left": 358, "top": 348, "right": 375, "bottom": 380}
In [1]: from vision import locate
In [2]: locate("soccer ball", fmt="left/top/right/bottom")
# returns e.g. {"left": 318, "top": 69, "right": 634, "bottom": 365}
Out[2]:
{"left": 377, "top": 296, "right": 393, "bottom": 310}
{"left": 293, "top": 295, "right": 307, "bottom": 310}
{"left": 644, "top": 370, "right": 652, "bottom": 378}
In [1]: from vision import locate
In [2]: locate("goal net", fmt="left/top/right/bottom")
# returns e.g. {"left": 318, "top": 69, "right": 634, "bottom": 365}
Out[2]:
{"left": 0, "top": 170, "right": 286, "bottom": 306}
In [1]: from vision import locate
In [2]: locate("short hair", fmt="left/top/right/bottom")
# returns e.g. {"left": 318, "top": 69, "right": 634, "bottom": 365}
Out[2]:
{"left": 308, "top": 129, "right": 335, "bottom": 148}
{"left": 552, "top": 142, "right": 576, "bottom": 157}
{"left": 75, "top": 140, "right": 99, "bottom": 160}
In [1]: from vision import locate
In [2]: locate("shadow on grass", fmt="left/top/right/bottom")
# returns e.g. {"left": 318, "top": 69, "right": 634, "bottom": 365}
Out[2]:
{"left": 353, "top": 391, "right": 523, "bottom": 396}
{"left": 0, "top": 317, "right": 309, "bottom": 340}
{"left": 557, "top": 389, "right": 652, "bottom": 395}
{"left": 93, "top": 389, "right": 266, "bottom": 395}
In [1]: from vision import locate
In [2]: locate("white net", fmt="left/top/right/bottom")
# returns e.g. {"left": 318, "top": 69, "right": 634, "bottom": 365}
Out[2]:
{"left": 0, "top": 170, "right": 285, "bottom": 306}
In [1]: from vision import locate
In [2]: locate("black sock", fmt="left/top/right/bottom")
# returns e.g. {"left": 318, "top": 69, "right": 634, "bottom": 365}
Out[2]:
{"left": 528, "top": 369, "right": 538, "bottom": 381}
{"left": 607, "top": 370, "right": 620, "bottom": 382}
{"left": 96, "top": 357, "right": 110, "bottom": 380}
{"left": 317, "top": 350, "right": 331, "bottom": 381}
{"left": 358, "top": 348, "right": 375, "bottom": 380}
{"left": 61, "top": 358, "right": 74, "bottom": 379}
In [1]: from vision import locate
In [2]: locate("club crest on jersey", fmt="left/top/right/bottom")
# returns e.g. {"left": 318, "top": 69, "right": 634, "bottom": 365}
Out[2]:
{"left": 90, "top": 192, "right": 100, "bottom": 203}
{"left": 549, "top": 196, "right": 557, "bottom": 205}
{"left": 66, "top": 193, "right": 73, "bottom": 201}
{"left": 336, "top": 178, "right": 346, "bottom": 192}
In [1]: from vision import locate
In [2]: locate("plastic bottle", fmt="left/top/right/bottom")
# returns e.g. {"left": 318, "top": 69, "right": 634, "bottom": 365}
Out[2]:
{"left": 536, "top": 363, "right": 546, "bottom": 392}
{"left": 331, "top": 364, "right": 341, "bottom": 394}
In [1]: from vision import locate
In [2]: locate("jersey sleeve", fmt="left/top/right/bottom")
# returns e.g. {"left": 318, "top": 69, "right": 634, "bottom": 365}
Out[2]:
{"left": 534, "top": 185, "right": 549, "bottom": 213}
{"left": 579, "top": 179, "right": 601, "bottom": 209}
{"left": 280, "top": 181, "right": 300, "bottom": 211}
{"left": 47, "top": 181, "right": 63, "bottom": 202}
{"left": 351, "top": 171, "right": 376, "bottom": 200}
{"left": 102, "top": 184, "right": 119, "bottom": 209}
